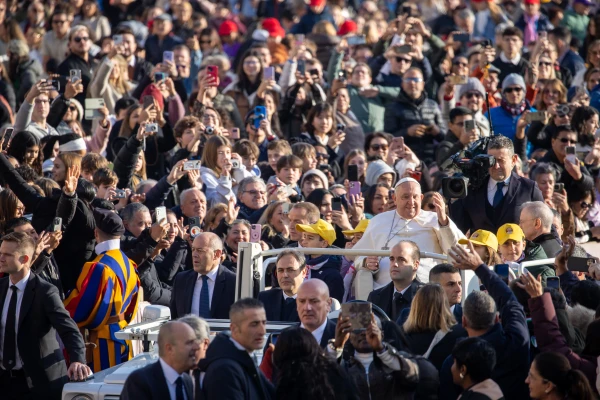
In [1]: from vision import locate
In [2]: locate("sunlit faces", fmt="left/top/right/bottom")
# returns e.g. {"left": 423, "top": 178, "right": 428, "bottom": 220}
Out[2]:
{"left": 394, "top": 181, "right": 423, "bottom": 220}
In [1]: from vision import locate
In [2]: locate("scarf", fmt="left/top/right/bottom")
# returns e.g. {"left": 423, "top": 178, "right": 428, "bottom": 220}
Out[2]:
{"left": 523, "top": 14, "right": 539, "bottom": 46}
{"left": 500, "top": 97, "right": 527, "bottom": 116}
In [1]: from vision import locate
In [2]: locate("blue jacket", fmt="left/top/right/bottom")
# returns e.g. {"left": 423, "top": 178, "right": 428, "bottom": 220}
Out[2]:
{"left": 290, "top": 7, "right": 336, "bottom": 34}
{"left": 560, "top": 49, "right": 585, "bottom": 79}
{"left": 306, "top": 253, "right": 344, "bottom": 302}
{"left": 144, "top": 34, "right": 184, "bottom": 65}
{"left": 439, "top": 266, "right": 530, "bottom": 400}
{"left": 485, "top": 104, "right": 535, "bottom": 141}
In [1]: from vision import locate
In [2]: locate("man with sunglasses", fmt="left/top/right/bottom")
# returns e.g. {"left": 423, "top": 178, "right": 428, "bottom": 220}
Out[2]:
{"left": 373, "top": 45, "right": 413, "bottom": 88}
{"left": 57, "top": 25, "right": 96, "bottom": 107}
{"left": 485, "top": 73, "right": 533, "bottom": 142}
{"left": 539, "top": 125, "right": 595, "bottom": 193}
{"left": 442, "top": 77, "right": 490, "bottom": 137}
{"left": 41, "top": 8, "right": 71, "bottom": 68}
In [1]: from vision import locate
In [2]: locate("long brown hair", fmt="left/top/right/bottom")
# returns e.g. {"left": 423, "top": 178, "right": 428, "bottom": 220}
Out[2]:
{"left": 0, "top": 189, "right": 22, "bottom": 232}
{"left": 201, "top": 135, "right": 231, "bottom": 175}
{"left": 403, "top": 284, "right": 456, "bottom": 333}
{"left": 118, "top": 104, "right": 142, "bottom": 138}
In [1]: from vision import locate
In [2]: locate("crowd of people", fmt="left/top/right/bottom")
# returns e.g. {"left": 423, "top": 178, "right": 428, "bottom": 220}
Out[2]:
{"left": 1, "top": 0, "right": 600, "bottom": 398}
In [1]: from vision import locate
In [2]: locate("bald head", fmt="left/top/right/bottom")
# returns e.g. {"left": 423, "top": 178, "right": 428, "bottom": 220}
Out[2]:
{"left": 395, "top": 181, "right": 423, "bottom": 220}
{"left": 157, "top": 321, "right": 200, "bottom": 373}
{"left": 297, "top": 279, "right": 332, "bottom": 331}
{"left": 180, "top": 188, "right": 207, "bottom": 219}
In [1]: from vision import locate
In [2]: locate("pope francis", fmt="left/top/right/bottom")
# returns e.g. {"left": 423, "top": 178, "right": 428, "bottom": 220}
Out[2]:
{"left": 353, "top": 177, "right": 465, "bottom": 300}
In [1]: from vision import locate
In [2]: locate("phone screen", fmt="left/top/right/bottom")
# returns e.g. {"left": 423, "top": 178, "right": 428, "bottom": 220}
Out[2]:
{"left": 348, "top": 165, "right": 359, "bottom": 182}
{"left": 494, "top": 264, "right": 509, "bottom": 283}
{"left": 143, "top": 95, "right": 154, "bottom": 108}
{"left": 546, "top": 277, "right": 560, "bottom": 289}
{"left": 332, "top": 198, "right": 342, "bottom": 212}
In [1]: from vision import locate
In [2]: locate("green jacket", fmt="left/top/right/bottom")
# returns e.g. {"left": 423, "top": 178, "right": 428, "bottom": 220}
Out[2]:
{"left": 561, "top": 11, "right": 589, "bottom": 43}
{"left": 327, "top": 50, "right": 399, "bottom": 133}
{"left": 523, "top": 241, "right": 555, "bottom": 286}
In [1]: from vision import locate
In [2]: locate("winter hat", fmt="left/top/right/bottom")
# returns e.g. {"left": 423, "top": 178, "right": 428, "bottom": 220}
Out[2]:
{"left": 67, "top": 98, "right": 84, "bottom": 122}
{"left": 365, "top": 160, "right": 396, "bottom": 186}
{"left": 7, "top": 40, "right": 29, "bottom": 57}
{"left": 140, "top": 84, "right": 164, "bottom": 111}
{"left": 218, "top": 20, "right": 238, "bottom": 36}
{"left": 337, "top": 20, "right": 357, "bottom": 36}
{"left": 567, "top": 86, "right": 590, "bottom": 103}
{"left": 502, "top": 73, "right": 526, "bottom": 92}
{"left": 252, "top": 29, "right": 269, "bottom": 42}
{"left": 58, "top": 133, "right": 87, "bottom": 153}
{"left": 458, "top": 77, "right": 486, "bottom": 99}
{"left": 301, "top": 169, "right": 329, "bottom": 190}
{"left": 261, "top": 18, "right": 285, "bottom": 38}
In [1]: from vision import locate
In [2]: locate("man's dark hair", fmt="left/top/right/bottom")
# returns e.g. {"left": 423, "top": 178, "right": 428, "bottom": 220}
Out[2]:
{"left": 449, "top": 107, "right": 472, "bottom": 123}
{"left": 429, "top": 263, "right": 459, "bottom": 281}
{"left": 530, "top": 162, "right": 558, "bottom": 182}
{"left": 550, "top": 26, "right": 572, "bottom": 43}
{"left": 115, "top": 97, "right": 138, "bottom": 116}
{"left": 397, "top": 240, "right": 420, "bottom": 263}
{"left": 551, "top": 124, "right": 576, "bottom": 140}
{"left": 488, "top": 135, "right": 514, "bottom": 155}
{"left": 571, "top": 280, "right": 600, "bottom": 311}
{"left": 1, "top": 231, "right": 35, "bottom": 258}
{"left": 229, "top": 297, "right": 264, "bottom": 320}
{"left": 502, "top": 26, "right": 523, "bottom": 40}
{"left": 15, "top": 165, "right": 39, "bottom": 183}
{"left": 114, "top": 26, "right": 135, "bottom": 36}
{"left": 4, "top": 217, "right": 33, "bottom": 234}
{"left": 451, "top": 337, "right": 497, "bottom": 383}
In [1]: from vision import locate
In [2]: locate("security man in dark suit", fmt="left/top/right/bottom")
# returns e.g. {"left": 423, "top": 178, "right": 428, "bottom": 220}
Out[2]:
{"left": 450, "top": 135, "right": 544, "bottom": 234}
{"left": 367, "top": 241, "right": 424, "bottom": 322}
{"left": 170, "top": 232, "right": 236, "bottom": 320}
{"left": 0, "top": 232, "right": 89, "bottom": 400}
{"left": 121, "top": 321, "right": 197, "bottom": 400}
{"left": 258, "top": 250, "right": 307, "bottom": 322}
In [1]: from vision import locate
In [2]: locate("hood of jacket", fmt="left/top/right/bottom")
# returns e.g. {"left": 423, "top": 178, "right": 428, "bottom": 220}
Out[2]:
{"left": 17, "top": 58, "right": 43, "bottom": 78}
{"left": 365, "top": 160, "right": 396, "bottom": 186}
{"left": 397, "top": 88, "right": 427, "bottom": 108}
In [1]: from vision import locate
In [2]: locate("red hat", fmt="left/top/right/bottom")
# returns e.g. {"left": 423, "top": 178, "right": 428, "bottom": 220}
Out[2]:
{"left": 261, "top": 18, "right": 285, "bottom": 38}
{"left": 337, "top": 20, "right": 357, "bottom": 36}
{"left": 140, "top": 84, "right": 164, "bottom": 111}
{"left": 524, "top": 0, "right": 540, "bottom": 4}
{"left": 310, "top": 0, "right": 326, "bottom": 7}
{"left": 218, "top": 20, "right": 239, "bottom": 36}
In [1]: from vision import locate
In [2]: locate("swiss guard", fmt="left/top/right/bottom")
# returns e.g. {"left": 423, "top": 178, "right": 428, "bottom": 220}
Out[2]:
{"left": 64, "top": 208, "right": 140, "bottom": 372}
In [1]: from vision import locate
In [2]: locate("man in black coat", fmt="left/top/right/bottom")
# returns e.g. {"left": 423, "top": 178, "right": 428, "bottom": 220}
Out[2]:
{"left": 121, "top": 321, "right": 196, "bottom": 400}
{"left": 170, "top": 232, "right": 236, "bottom": 320}
{"left": 368, "top": 241, "right": 424, "bottom": 322}
{"left": 450, "top": 135, "right": 544, "bottom": 234}
{"left": 198, "top": 298, "right": 274, "bottom": 400}
{"left": 258, "top": 249, "right": 307, "bottom": 322}
{"left": 0, "top": 232, "right": 89, "bottom": 400}
{"left": 297, "top": 279, "right": 338, "bottom": 348}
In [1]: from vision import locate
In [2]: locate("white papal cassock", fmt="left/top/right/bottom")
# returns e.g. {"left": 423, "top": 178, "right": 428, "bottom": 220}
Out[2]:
{"left": 352, "top": 208, "right": 466, "bottom": 300}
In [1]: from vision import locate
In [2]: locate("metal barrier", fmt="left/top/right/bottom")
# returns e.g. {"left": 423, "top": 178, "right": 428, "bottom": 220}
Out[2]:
{"left": 235, "top": 243, "right": 479, "bottom": 304}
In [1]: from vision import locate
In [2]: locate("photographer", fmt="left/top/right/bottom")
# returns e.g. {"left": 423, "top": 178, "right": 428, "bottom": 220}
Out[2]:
{"left": 450, "top": 135, "right": 543, "bottom": 234}
{"left": 437, "top": 107, "right": 479, "bottom": 168}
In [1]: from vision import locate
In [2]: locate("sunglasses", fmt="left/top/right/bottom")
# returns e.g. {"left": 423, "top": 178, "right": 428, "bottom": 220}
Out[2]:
{"left": 404, "top": 77, "right": 423, "bottom": 83}
{"left": 559, "top": 138, "right": 575, "bottom": 144}
{"left": 453, "top": 61, "right": 468, "bottom": 67}
{"left": 74, "top": 36, "right": 90, "bottom": 43}
{"left": 370, "top": 144, "right": 388, "bottom": 151}
{"left": 316, "top": 153, "right": 329, "bottom": 159}
{"left": 394, "top": 57, "right": 411, "bottom": 63}
{"left": 504, "top": 87, "right": 523, "bottom": 94}
{"left": 580, "top": 202, "right": 591, "bottom": 209}
{"left": 464, "top": 92, "right": 482, "bottom": 99}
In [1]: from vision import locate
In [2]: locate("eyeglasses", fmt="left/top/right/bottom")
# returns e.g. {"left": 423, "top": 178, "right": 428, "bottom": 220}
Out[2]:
{"left": 404, "top": 77, "right": 423, "bottom": 83}
{"left": 453, "top": 61, "right": 468, "bottom": 67}
{"left": 53, "top": 19, "right": 67, "bottom": 24}
{"left": 370, "top": 144, "right": 388, "bottom": 151}
{"left": 244, "top": 190, "right": 267, "bottom": 197}
{"left": 504, "top": 87, "right": 523, "bottom": 94}
{"left": 559, "top": 138, "right": 575, "bottom": 144}
{"left": 464, "top": 92, "right": 483, "bottom": 99}
{"left": 74, "top": 36, "right": 90, "bottom": 43}
{"left": 580, "top": 202, "right": 591, "bottom": 209}
{"left": 316, "top": 153, "right": 329, "bottom": 160}
{"left": 394, "top": 57, "right": 411, "bottom": 63}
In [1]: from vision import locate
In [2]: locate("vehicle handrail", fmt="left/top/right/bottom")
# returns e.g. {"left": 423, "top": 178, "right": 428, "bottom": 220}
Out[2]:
{"left": 258, "top": 247, "right": 449, "bottom": 260}
{"left": 521, "top": 258, "right": 555, "bottom": 268}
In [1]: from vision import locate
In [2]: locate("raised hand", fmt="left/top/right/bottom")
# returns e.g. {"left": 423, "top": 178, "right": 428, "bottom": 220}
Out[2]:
{"left": 63, "top": 164, "right": 80, "bottom": 195}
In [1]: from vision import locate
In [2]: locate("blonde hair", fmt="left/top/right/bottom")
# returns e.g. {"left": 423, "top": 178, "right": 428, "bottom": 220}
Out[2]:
{"left": 312, "top": 21, "right": 336, "bottom": 36}
{"left": 110, "top": 55, "right": 131, "bottom": 95}
{"left": 205, "top": 203, "right": 228, "bottom": 230}
{"left": 403, "top": 284, "right": 456, "bottom": 333}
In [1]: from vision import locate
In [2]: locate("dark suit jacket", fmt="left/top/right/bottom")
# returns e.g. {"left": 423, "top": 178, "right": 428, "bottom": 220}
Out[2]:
{"left": 367, "top": 280, "right": 423, "bottom": 322}
{"left": 0, "top": 274, "right": 86, "bottom": 400}
{"left": 257, "top": 288, "right": 300, "bottom": 322}
{"left": 450, "top": 172, "right": 544, "bottom": 234}
{"left": 397, "top": 303, "right": 463, "bottom": 326}
{"left": 121, "top": 360, "right": 193, "bottom": 400}
{"left": 313, "top": 319, "right": 337, "bottom": 348}
{"left": 170, "top": 265, "right": 236, "bottom": 320}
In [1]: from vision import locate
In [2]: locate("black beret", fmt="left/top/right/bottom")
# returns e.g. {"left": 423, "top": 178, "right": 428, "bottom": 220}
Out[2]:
{"left": 93, "top": 208, "right": 125, "bottom": 237}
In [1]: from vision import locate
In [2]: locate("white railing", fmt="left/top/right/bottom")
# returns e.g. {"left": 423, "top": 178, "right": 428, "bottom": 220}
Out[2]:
{"left": 521, "top": 258, "right": 555, "bottom": 268}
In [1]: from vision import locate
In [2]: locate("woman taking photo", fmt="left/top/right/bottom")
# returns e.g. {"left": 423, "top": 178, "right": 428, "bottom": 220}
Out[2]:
{"left": 280, "top": 79, "right": 323, "bottom": 140}
{"left": 569, "top": 189, "right": 598, "bottom": 243}
{"left": 89, "top": 47, "right": 132, "bottom": 114}
{"left": 257, "top": 200, "right": 290, "bottom": 248}
{"left": 273, "top": 327, "right": 357, "bottom": 400}
{"left": 402, "top": 284, "right": 467, "bottom": 370}
{"left": 450, "top": 337, "right": 504, "bottom": 400}
{"left": 223, "top": 50, "right": 267, "bottom": 119}
{"left": 7, "top": 130, "right": 42, "bottom": 175}
{"left": 340, "top": 149, "right": 367, "bottom": 185}
{"left": 253, "top": 89, "right": 282, "bottom": 139}
{"left": 200, "top": 135, "right": 251, "bottom": 207}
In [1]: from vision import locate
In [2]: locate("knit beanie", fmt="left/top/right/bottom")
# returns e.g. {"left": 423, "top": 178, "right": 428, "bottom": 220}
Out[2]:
{"left": 502, "top": 73, "right": 526, "bottom": 92}
{"left": 301, "top": 169, "right": 329, "bottom": 190}
{"left": 365, "top": 160, "right": 396, "bottom": 186}
{"left": 458, "top": 78, "right": 486, "bottom": 99}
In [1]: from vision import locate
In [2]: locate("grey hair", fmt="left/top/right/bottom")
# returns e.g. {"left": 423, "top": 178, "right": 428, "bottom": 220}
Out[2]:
{"left": 237, "top": 177, "right": 266, "bottom": 199}
{"left": 135, "top": 179, "right": 158, "bottom": 194}
{"left": 120, "top": 202, "right": 150, "bottom": 223}
{"left": 180, "top": 187, "right": 206, "bottom": 204}
{"left": 522, "top": 201, "right": 554, "bottom": 230}
{"left": 456, "top": 8, "right": 474, "bottom": 21}
{"left": 197, "top": 231, "right": 223, "bottom": 251}
{"left": 463, "top": 291, "right": 497, "bottom": 330}
{"left": 229, "top": 297, "right": 265, "bottom": 321}
{"left": 228, "top": 219, "right": 251, "bottom": 232}
{"left": 178, "top": 314, "right": 210, "bottom": 341}
{"left": 488, "top": 135, "right": 514, "bottom": 156}
{"left": 567, "top": 304, "right": 595, "bottom": 336}
{"left": 276, "top": 249, "right": 306, "bottom": 270}
{"left": 530, "top": 162, "right": 558, "bottom": 182}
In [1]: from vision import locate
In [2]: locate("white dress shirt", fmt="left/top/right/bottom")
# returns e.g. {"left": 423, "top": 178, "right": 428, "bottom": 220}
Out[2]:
{"left": 393, "top": 285, "right": 410, "bottom": 297}
{"left": 0, "top": 271, "right": 31, "bottom": 370}
{"left": 282, "top": 292, "right": 297, "bottom": 300}
{"left": 95, "top": 238, "right": 121, "bottom": 255}
{"left": 487, "top": 176, "right": 511, "bottom": 205}
{"left": 499, "top": 51, "right": 521, "bottom": 66}
{"left": 300, "top": 318, "right": 328, "bottom": 344}
{"left": 191, "top": 266, "right": 219, "bottom": 316}
{"left": 159, "top": 358, "right": 188, "bottom": 400}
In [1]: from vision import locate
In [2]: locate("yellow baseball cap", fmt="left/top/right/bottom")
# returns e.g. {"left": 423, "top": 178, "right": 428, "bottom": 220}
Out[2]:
{"left": 458, "top": 229, "right": 499, "bottom": 252}
{"left": 342, "top": 219, "right": 370, "bottom": 236}
{"left": 496, "top": 223, "right": 525, "bottom": 245}
{"left": 296, "top": 219, "right": 336, "bottom": 246}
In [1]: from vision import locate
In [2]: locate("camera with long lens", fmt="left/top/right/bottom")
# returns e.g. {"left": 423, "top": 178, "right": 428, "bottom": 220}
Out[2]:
{"left": 441, "top": 137, "right": 495, "bottom": 199}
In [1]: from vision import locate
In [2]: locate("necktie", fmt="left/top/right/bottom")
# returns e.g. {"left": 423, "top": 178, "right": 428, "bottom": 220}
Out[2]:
{"left": 492, "top": 181, "right": 505, "bottom": 208}
{"left": 283, "top": 297, "right": 295, "bottom": 320}
{"left": 392, "top": 291, "right": 404, "bottom": 321}
{"left": 175, "top": 376, "right": 185, "bottom": 400}
{"left": 199, "top": 275, "right": 210, "bottom": 318}
{"left": 3, "top": 286, "right": 18, "bottom": 370}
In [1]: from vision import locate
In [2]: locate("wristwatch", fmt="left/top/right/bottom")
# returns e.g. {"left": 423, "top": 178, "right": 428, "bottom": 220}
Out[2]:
{"left": 327, "top": 339, "right": 343, "bottom": 352}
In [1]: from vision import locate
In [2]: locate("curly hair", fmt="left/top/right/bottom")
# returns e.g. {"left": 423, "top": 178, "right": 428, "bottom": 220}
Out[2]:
{"left": 273, "top": 327, "right": 336, "bottom": 399}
